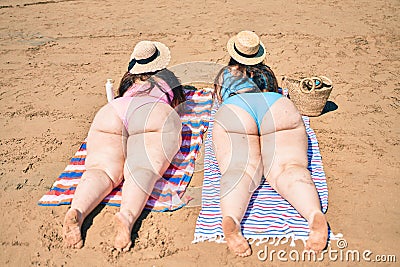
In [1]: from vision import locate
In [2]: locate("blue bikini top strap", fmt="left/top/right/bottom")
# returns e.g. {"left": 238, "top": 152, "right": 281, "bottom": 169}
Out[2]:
{"left": 221, "top": 69, "right": 262, "bottom": 101}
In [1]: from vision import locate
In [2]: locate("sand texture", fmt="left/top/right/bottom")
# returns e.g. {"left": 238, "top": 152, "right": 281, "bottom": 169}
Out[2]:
{"left": 0, "top": 0, "right": 399, "bottom": 266}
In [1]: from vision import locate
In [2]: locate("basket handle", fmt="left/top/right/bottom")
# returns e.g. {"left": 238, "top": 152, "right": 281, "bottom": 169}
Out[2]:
{"left": 319, "top": 75, "right": 333, "bottom": 88}
{"left": 299, "top": 78, "right": 316, "bottom": 93}
{"left": 310, "top": 76, "right": 323, "bottom": 89}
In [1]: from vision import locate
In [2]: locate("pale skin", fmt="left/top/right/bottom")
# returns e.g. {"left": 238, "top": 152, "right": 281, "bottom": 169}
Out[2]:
{"left": 62, "top": 99, "right": 182, "bottom": 251}
{"left": 213, "top": 96, "right": 328, "bottom": 257}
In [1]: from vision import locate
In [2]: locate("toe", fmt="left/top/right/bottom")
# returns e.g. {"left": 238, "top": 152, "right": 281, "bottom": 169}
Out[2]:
{"left": 74, "top": 240, "right": 84, "bottom": 249}
{"left": 122, "top": 242, "right": 132, "bottom": 252}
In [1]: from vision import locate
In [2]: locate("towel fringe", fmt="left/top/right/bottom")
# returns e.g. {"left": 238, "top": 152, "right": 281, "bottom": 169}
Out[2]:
{"left": 255, "top": 237, "right": 269, "bottom": 246}
{"left": 329, "top": 232, "right": 343, "bottom": 240}
{"left": 192, "top": 234, "right": 226, "bottom": 244}
{"left": 193, "top": 232, "right": 344, "bottom": 248}
{"left": 290, "top": 236, "right": 297, "bottom": 247}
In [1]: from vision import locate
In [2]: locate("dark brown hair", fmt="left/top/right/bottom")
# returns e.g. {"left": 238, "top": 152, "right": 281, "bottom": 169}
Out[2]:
{"left": 116, "top": 68, "right": 186, "bottom": 108}
{"left": 214, "top": 58, "right": 279, "bottom": 101}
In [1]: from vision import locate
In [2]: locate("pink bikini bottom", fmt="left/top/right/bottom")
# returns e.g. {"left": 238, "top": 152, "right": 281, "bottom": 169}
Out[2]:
{"left": 110, "top": 96, "right": 169, "bottom": 130}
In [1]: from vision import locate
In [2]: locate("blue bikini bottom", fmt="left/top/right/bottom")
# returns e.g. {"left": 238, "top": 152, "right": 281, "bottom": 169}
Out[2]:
{"left": 222, "top": 92, "right": 283, "bottom": 133}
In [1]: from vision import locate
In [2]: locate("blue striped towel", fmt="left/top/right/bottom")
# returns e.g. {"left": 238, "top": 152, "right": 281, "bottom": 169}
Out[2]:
{"left": 193, "top": 104, "right": 339, "bottom": 246}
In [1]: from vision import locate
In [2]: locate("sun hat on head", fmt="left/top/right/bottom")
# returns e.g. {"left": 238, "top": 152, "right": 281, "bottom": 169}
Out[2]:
{"left": 227, "top": 31, "right": 266, "bottom": 65}
{"left": 128, "top": 40, "right": 171, "bottom": 74}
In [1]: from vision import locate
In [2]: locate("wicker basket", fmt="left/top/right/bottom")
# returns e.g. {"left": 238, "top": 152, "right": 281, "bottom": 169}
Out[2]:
{"left": 281, "top": 76, "right": 333, "bottom": 116}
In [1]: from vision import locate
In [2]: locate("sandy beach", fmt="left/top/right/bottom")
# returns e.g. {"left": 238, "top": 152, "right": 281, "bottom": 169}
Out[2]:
{"left": 0, "top": 0, "right": 399, "bottom": 266}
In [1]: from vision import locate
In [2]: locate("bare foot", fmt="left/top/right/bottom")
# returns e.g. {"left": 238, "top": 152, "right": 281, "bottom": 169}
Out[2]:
{"left": 222, "top": 216, "right": 252, "bottom": 257}
{"left": 305, "top": 211, "right": 328, "bottom": 253}
{"left": 114, "top": 212, "right": 132, "bottom": 252}
{"left": 63, "top": 208, "right": 84, "bottom": 249}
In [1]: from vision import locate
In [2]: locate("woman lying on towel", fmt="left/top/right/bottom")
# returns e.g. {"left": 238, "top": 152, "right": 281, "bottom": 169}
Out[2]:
{"left": 62, "top": 40, "right": 185, "bottom": 251}
{"left": 213, "top": 31, "right": 328, "bottom": 257}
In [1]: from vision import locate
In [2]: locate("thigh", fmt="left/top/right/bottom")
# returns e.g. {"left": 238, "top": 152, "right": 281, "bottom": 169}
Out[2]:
{"left": 213, "top": 104, "right": 263, "bottom": 191}
{"left": 259, "top": 98, "right": 308, "bottom": 186}
{"left": 85, "top": 104, "right": 127, "bottom": 185}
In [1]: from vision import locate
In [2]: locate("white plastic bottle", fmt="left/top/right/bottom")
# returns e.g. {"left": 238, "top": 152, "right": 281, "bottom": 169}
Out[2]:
{"left": 283, "top": 88, "right": 289, "bottom": 97}
{"left": 105, "top": 79, "right": 114, "bottom": 102}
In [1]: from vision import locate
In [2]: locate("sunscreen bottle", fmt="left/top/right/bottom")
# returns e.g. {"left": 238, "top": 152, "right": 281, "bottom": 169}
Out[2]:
{"left": 105, "top": 79, "right": 114, "bottom": 102}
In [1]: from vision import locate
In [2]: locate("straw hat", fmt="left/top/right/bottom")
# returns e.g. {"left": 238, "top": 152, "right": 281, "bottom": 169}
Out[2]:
{"left": 227, "top": 31, "right": 266, "bottom": 65}
{"left": 128, "top": 40, "right": 171, "bottom": 74}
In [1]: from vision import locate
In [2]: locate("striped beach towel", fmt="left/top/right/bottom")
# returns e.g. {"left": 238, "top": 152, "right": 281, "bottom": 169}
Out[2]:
{"left": 193, "top": 103, "right": 337, "bottom": 245}
{"left": 38, "top": 89, "right": 212, "bottom": 212}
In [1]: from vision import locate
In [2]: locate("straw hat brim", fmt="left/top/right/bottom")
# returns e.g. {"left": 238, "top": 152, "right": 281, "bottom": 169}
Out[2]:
{"left": 129, "top": 41, "right": 171, "bottom": 74}
{"left": 227, "top": 36, "right": 266, "bottom": 65}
